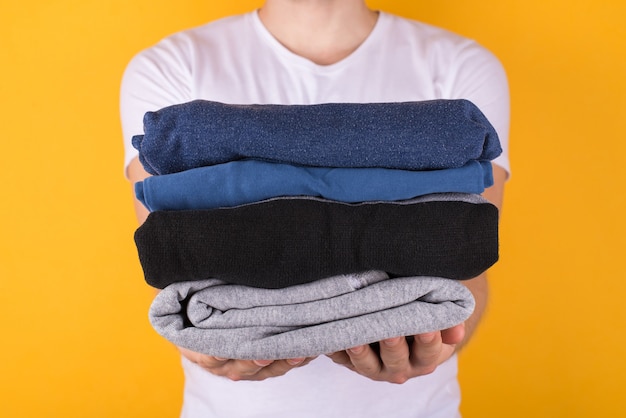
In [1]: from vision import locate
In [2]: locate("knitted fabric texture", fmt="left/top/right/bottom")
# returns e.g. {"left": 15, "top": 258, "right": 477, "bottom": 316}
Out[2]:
{"left": 134, "top": 193, "right": 499, "bottom": 289}
{"left": 132, "top": 99, "right": 502, "bottom": 175}
{"left": 149, "top": 271, "right": 475, "bottom": 359}
{"left": 135, "top": 159, "right": 493, "bottom": 211}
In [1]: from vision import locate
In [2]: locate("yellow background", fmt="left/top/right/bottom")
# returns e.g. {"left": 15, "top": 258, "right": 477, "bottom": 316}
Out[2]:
{"left": 1, "top": 0, "right": 625, "bottom": 417}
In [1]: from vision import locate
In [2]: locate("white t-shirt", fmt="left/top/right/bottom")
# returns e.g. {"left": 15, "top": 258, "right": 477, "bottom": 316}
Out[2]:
{"left": 121, "top": 10, "right": 510, "bottom": 418}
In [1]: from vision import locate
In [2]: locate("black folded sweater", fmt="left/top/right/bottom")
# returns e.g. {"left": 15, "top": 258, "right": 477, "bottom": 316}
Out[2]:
{"left": 134, "top": 194, "right": 499, "bottom": 289}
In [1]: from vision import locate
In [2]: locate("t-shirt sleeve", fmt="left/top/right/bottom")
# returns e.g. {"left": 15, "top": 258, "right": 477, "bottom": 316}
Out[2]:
{"left": 119, "top": 35, "right": 194, "bottom": 176}
{"left": 441, "top": 40, "right": 511, "bottom": 177}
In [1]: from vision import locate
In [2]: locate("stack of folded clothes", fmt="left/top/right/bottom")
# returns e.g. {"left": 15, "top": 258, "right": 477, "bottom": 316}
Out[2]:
{"left": 132, "top": 99, "right": 501, "bottom": 360}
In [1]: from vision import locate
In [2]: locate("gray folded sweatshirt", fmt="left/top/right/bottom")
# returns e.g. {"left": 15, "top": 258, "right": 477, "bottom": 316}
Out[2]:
{"left": 149, "top": 271, "right": 475, "bottom": 360}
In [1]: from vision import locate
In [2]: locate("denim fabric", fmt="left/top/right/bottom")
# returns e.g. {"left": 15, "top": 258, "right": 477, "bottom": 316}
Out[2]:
{"left": 134, "top": 193, "right": 499, "bottom": 289}
{"left": 135, "top": 159, "right": 493, "bottom": 211}
{"left": 149, "top": 271, "right": 475, "bottom": 359}
{"left": 132, "top": 99, "right": 502, "bottom": 175}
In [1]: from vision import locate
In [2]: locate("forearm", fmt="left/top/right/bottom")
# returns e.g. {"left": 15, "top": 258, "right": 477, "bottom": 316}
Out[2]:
{"left": 454, "top": 163, "right": 505, "bottom": 351}
{"left": 127, "top": 157, "right": 151, "bottom": 225}
{"left": 456, "top": 272, "right": 489, "bottom": 352}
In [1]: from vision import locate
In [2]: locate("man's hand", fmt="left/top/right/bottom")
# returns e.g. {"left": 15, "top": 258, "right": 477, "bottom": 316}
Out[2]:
{"left": 179, "top": 347, "right": 316, "bottom": 381}
{"left": 326, "top": 323, "right": 465, "bottom": 384}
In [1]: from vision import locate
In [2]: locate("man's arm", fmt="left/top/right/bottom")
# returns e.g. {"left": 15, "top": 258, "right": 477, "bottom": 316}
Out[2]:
{"left": 456, "top": 164, "right": 506, "bottom": 349}
{"left": 326, "top": 164, "right": 506, "bottom": 384}
{"left": 127, "top": 157, "right": 315, "bottom": 381}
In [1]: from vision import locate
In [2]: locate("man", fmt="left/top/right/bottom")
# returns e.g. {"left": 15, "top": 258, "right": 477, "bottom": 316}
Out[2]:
{"left": 121, "top": 0, "right": 509, "bottom": 415}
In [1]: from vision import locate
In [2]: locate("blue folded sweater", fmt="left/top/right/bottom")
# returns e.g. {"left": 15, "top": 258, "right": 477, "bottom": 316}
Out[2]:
{"left": 132, "top": 99, "right": 501, "bottom": 175}
{"left": 135, "top": 159, "right": 493, "bottom": 211}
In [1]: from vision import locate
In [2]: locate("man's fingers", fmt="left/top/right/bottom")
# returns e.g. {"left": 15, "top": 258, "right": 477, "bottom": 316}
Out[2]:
{"left": 378, "top": 337, "right": 410, "bottom": 374}
{"left": 179, "top": 345, "right": 317, "bottom": 381}
{"left": 409, "top": 332, "right": 443, "bottom": 374}
{"left": 441, "top": 323, "right": 465, "bottom": 345}
{"left": 253, "top": 359, "right": 275, "bottom": 367}
{"left": 224, "top": 360, "right": 270, "bottom": 380}
{"left": 180, "top": 348, "right": 228, "bottom": 369}
{"left": 326, "top": 351, "right": 356, "bottom": 370}
{"left": 346, "top": 344, "right": 382, "bottom": 376}
{"left": 252, "top": 358, "right": 316, "bottom": 381}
